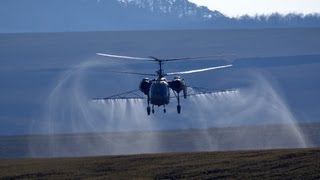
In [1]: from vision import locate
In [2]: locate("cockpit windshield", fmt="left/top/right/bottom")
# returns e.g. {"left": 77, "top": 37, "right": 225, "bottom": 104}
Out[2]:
{"left": 150, "top": 81, "right": 169, "bottom": 97}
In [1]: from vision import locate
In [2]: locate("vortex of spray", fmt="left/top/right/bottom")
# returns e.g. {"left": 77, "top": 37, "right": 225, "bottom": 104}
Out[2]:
{"left": 182, "top": 75, "right": 307, "bottom": 150}
{"left": 28, "top": 59, "right": 307, "bottom": 157}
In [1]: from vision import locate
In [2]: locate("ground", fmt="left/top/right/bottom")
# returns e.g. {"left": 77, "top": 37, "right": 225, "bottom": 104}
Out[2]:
{"left": 0, "top": 148, "right": 319, "bottom": 179}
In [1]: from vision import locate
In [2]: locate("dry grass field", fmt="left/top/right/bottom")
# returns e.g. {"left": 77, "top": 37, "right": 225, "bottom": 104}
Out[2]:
{"left": 0, "top": 148, "right": 319, "bottom": 179}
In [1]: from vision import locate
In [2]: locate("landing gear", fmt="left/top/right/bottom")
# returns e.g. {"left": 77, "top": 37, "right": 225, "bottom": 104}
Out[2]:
{"left": 163, "top": 105, "right": 166, "bottom": 113}
{"left": 177, "top": 105, "right": 181, "bottom": 114}
{"left": 152, "top": 105, "right": 155, "bottom": 114}
{"left": 147, "top": 106, "right": 151, "bottom": 115}
{"left": 183, "top": 86, "right": 187, "bottom": 99}
{"left": 147, "top": 95, "right": 151, "bottom": 115}
{"left": 177, "top": 93, "right": 181, "bottom": 114}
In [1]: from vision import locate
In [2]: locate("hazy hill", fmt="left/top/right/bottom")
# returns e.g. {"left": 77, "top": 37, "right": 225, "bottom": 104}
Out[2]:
{"left": 1, "top": 0, "right": 319, "bottom": 32}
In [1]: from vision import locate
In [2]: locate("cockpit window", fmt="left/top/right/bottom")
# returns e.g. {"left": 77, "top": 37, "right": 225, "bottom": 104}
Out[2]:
{"left": 150, "top": 82, "right": 169, "bottom": 96}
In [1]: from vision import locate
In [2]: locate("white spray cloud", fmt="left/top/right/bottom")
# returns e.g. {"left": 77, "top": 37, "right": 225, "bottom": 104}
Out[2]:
{"left": 28, "top": 59, "right": 308, "bottom": 157}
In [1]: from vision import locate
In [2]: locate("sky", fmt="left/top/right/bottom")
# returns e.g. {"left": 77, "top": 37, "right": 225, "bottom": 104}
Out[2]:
{"left": 189, "top": 0, "right": 320, "bottom": 17}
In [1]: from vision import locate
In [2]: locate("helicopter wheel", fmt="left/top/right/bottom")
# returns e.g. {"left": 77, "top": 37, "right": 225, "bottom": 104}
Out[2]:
{"left": 177, "top": 105, "right": 181, "bottom": 114}
{"left": 147, "top": 106, "right": 151, "bottom": 115}
{"left": 164, "top": 109, "right": 166, "bottom": 113}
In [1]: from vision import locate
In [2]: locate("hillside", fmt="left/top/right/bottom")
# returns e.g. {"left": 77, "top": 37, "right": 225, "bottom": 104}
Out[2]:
{"left": 0, "top": 148, "right": 319, "bottom": 179}
{"left": 1, "top": 0, "right": 319, "bottom": 32}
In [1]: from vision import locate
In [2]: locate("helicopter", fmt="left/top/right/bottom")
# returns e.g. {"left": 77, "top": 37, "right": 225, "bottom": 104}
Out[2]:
{"left": 95, "top": 53, "right": 234, "bottom": 115}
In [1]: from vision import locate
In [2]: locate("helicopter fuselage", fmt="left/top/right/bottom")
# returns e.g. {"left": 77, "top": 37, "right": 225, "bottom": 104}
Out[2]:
{"left": 149, "top": 79, "right": 170, "bottom": 106}
{"left": 139, "top": 76, "right": 186, "bottom": 114}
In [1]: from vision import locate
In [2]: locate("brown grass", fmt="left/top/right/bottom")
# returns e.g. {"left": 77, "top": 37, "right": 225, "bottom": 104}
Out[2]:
{"left": 0, "top": 148, "right": 319, "bottom": 179}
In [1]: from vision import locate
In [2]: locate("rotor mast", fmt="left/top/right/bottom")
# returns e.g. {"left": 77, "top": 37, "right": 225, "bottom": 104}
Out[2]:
{"left": 158, "top": 60, "right": 164, "bottom": 78}
{"left": 150, "top": 57, "right": 165, "bottom": 79}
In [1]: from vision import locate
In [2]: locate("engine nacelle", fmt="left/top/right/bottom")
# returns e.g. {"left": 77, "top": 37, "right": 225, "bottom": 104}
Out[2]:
{"left": 169, "top": 76, "right": 186, "bottom": 94}
{"left": 139, "top": 78, "right": 152, "bottom": 95}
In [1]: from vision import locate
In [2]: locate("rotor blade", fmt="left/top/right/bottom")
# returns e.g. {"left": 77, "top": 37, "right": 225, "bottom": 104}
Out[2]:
{"left": 166, "top": 64, "right": 232, "bottom": 75}
{"left": 107, "top": 70, "right": 156, "bottom": 76}
{"left": 96, "top": 53, "right": 153, "bottom": 61}
{"left": 163, "top": 54, "right": 234, "bottom": 62}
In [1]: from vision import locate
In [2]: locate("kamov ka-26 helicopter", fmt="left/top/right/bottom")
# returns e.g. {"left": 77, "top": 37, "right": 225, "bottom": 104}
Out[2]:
{"left": 95, "top": 53, "right": 234, "bottom": 115}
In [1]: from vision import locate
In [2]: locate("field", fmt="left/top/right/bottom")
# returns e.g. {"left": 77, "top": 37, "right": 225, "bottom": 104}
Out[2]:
{"left": 0, "top": 148, "right": 319, "bottom": 179}
{"left": 0, "top": 123, "right": 318, "bottom": 179}
{"left": 0, "top": 28, "right": 320, "bottom": 179}
{"left": 1, "top": 28, "right": 320, "bottom": 135}
{"left": 0, "top": 123, "right": 319, "bottom": 158}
